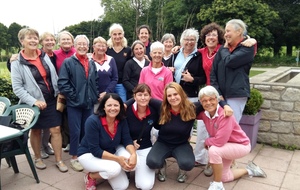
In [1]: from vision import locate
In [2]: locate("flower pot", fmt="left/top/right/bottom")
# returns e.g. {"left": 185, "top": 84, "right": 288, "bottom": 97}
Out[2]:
{"left": 239, "top": 110, "right": 262, "bottom": 151}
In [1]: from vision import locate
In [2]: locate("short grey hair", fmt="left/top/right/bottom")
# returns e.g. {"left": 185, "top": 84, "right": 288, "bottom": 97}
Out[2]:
{"left": 198, "top": 86, "right": 220, "bottom": 102}
{"left": 74, "top": 34, "right": 90, "bottom": 46}
{"left": 150, "top": 41, "right": 165, "bottom": 53}
{"left": 57, "top": 30, "right": 74, "bottom": 45}
{"left": 180, "top": 28, "right": 199, "bottom": 49}
{"left": 226, "top": 19, "right": 247, "bottom": 37}
{"left": 161, "top": 33, "right": 176, "bottom": 45}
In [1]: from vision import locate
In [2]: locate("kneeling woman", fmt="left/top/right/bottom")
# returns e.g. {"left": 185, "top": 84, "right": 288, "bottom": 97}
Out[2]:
{"left": 77, "top": 93, "right": 137, "bottom": 190}
{"left": 197, "top": 86, "right": 267, "bottom": 190}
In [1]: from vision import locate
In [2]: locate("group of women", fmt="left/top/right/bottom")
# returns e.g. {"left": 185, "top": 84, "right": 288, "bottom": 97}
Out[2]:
{"left": 10, "top": 19, "right": 267, "bottom": 190}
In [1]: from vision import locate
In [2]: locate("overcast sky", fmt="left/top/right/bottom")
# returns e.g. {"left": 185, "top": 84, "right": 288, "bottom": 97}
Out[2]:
{"left": 0, "top": 0, "right": 104, "bottom": 34}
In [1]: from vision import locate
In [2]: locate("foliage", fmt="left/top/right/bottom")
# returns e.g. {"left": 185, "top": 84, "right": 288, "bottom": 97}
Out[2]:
{"left": 243, "top": 88, "right": 264, "bottom": 115}
{"left": 7, "top": 23, "right": 22, "bottom": 53}
{"left": 0, "top": 77, "right": 19, "bottom": 105}
{"left": 197, "top": 0, "right": 278, "bottom": 49}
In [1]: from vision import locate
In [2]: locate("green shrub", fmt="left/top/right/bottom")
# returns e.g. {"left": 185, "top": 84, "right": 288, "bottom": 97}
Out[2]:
{"left": 243, "top": 88, "right": 264, "bottom": 115}
{"left": 0, "top": 77, "right": 19, "bottom": 105}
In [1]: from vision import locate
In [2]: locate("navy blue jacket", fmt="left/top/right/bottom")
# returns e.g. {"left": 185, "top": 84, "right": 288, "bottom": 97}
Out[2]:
{"left": 58, "top": 55, "right": 98, "bottom": 109}
{"left": 210, "top": 40, "right": 254, "bottom": 99}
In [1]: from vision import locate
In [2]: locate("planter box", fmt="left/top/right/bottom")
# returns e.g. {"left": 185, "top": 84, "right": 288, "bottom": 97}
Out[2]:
{"left": 240, "top": 110, "right": 262, "bottom": 151}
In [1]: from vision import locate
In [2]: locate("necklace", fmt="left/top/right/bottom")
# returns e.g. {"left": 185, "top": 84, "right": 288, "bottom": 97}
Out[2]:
{"left": 206, "top": 52, "right": 216, "bottom": 60}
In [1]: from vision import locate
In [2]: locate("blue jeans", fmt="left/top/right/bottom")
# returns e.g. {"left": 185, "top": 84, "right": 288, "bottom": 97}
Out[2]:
{"left": 114, "top": 83, "right": 127, "bottom": 102}
{"left": 146, "top": 141, "right": 195, "bottom": 171}
{"left": 67, "top": 106, "right": 92, "bottom": 156}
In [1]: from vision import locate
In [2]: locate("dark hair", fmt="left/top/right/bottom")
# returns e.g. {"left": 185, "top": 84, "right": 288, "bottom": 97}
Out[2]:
{"left": 97, "top": 93, "right": 126, "bottom": 120}
{"left": 136, "top": 25, "right": 152, "bottom": 36}
{"left": 133, "top": 83, "right": 151, "bottom": 96}
{"left": 200, "top": 22, "right": 225, "bottom": 46}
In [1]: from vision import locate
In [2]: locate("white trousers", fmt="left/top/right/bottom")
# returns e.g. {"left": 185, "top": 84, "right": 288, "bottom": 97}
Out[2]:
{"left": 194, "top": 120, "right": 209, "bottom": 164}
{"left": 226, "top": 97, "right": 248, "bottom": 123}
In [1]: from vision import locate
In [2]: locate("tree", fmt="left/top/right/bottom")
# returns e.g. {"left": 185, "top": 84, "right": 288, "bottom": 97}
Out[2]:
{"left": 197, "top": 0, "right": 278, "bottom": 53}
{"left": 0, "top": 23, "right": 8, "bottom": 61}
{"left": 7, "top": 22, "right": 23, "bottom": 53}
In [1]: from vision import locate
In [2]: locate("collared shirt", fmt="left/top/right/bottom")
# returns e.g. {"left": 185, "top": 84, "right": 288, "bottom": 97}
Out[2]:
{"left": 131, "top": 101, "right": 151, "bottom": 121}
{"left": 100, "top": 116, "right": 120, "bottom": 139}
{"left": 174, "top": 47, "right": 197, "bottom": 83}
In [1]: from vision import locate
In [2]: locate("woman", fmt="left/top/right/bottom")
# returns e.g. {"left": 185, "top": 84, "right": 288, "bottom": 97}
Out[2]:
{"left": 77, "top": 93, "right": 137, "bottom": 190}
{"left": 53, "top": 30, "right": 76, "bottom": 72}
{"left": 137, "top": 25, "right": 152, "bottom": 61}
{"left": 138, "top": 41, "right": 173, "bottom": 100}
{"left": 106, "top": 23, "right": 132, "bottom": 102}
{"left": 91, "top": 36, "right": 118, "bottom": 104}
{"left": 38, "top": 32, "right": 57, "bottom": 159}
{"left": 11, "top": 28, "right": 67, "bottom": 172}
{"left": 210, "top": 19, "right": 255, "bottom": 123}
{"left": 197, "top": 85, "right": 267, "bottom": 190}
{"left": 172, "top": 28, "right": 206, "bottom": 102}
{"left": 146, "top": 82, "right": 196, "bottom": 183}
{"left": 125, "top": 84, "right": 159, "bottom": 190}
{"left": 161, "top": 33, "right": 176, "bottom": 70}
{"left": 123, "top": 40, "right": 150, "bottom": 99}
{"left": 58, "top": 35, "right": 98, "bottom": 172}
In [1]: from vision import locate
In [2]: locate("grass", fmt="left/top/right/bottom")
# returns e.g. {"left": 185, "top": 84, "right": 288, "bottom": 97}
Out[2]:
{"left": 0, "top": 61, "right": 10, "bottom": 78}
{"left": 249, "top": 70, "right": 265, "bottom": 77}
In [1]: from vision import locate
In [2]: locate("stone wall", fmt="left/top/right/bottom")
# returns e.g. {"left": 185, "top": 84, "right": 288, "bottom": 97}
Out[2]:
{"left": 250, "top": 67, "right": 300, "bottom": 148}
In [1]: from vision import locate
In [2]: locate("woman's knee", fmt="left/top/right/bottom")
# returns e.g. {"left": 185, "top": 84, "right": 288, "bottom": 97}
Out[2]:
{"left": 50, "top": 126, "right": 61, "bottom": 135}
{"left": 102, "top": 163, "right": 122, "bottom": 179}
{"left": 136, "top": 180, "right": 154, "bottom": 190}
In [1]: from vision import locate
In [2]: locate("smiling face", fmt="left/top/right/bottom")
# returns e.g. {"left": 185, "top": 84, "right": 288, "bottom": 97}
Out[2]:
{"left": 21, "top": 33, "right": 39, "bottom": 51}
{"left": 133, "top": 43, "right": 145, "bottom": 61}
{"left": 104, "top": 97, "right": 120, "bottom": 119}
{"left": 134, "top": 90, "right": 151, "bottom": 107}
{"left": 59, "top": 33, "right": 74, "bottom": 51}
{"left": 183, "top": 36, "right": 196, "bottom": 52}
{"left": 138, "top": 28, "right": 150, "bottom": 44}
{"left": 205, "top": 30, "right": 219, "bottom": 49}
{"left": 93, "top": 42, "right": 107, "bottom": 56}
{"left": 224, "top": 24, "right": 242, "bottom": 46}
{"left": 166, "top": 87, "right": 182, "bottom": 110}
{"left": 200, "top": 95, "right": 218, "bottom": 117}
{"left": 163, "top": 38, "right": 174, "bottom": 53}
{"left": 41, "top": 34, "right": 56, "bottom": 52}
{"left": 75, "top": 37, "right": 89, "bottom": 56}
{"left": 150, "top": 48, "right": 163, "bottom": 65}
{"left": 111, "top": 29, "right": 123, "bottom": 44}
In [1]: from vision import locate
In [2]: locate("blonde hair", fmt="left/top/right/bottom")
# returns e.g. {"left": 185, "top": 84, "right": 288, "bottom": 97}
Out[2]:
{"left": 159, "top": 82, "right": 196, "bottom": 124}
{"left": 39, "top": 32, "right": 55, "bottom": 44}
{"left": 18, "top": 28, "right": 39, "bottom": 43}
{"left": 93, "top": 36, "right": 107, "bottom": 45}
{"left": 56, "top": 30, "right": 74, "bottom": 45}
{"left": 107, "top": 23, "right": 128, "bottom": 48}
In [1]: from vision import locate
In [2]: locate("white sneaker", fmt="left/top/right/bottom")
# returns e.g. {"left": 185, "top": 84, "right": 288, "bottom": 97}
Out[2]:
{"left": 70, "top": 159, "right": 83, "bottom": 172}
{"left": 208, "top": 181, "right": 225, "bottom": 190}
{"left": 246, "top": 161, "right": 267, "bottom": 178}
{"left": 63, "top": 144, "right": 70, "bottom": 152}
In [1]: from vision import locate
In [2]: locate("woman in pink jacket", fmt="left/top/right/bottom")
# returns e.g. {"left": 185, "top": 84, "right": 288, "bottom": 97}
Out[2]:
{"left": 197, "top": 86, "right": 266, "bottom": 190}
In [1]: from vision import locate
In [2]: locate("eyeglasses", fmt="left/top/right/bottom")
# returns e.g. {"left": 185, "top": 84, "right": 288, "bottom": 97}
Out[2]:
{"left": 205, "top": 33, "right": 218, "bottom": 37}
{"left": 184, "top": 38, "right": 196, "bottom": 42}
{"left": 76, "top": 43, "right": 88, "bottom": 47}
{"left": 94, "top": 45, "right": 107, "bottom": 49}
{"left": 200, "top": 97, "right": 217, "bottom": 104}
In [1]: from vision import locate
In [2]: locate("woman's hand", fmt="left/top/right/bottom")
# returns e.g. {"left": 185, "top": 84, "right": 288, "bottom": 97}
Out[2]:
{"left": 34, "top": 100, "right": 47, "bottom": 110}
{"left": 241, "top": 38, "right": 257, "bottom": 47}
{"left": 168, "top": 67, "right": 175, "bottom": 73}
{"left": 98, "top": 92, "right": 107, "bottom": 101}
{"left": 171, "top": 46, "right": 181, "bottom": 54}
{"left": 127, "top": 153, "right": 137, "bottom": 170}
{"left": 181, "top": 70, "right": 194, "bottom": 82}
{"left": 223, "top": 105, "right": 233, "bottom": 117}
{"left": 133, "top": 140, "right": 140, "bottom": 150}
{"left": 117, "top": 156, "right": 131, "bottom": 170}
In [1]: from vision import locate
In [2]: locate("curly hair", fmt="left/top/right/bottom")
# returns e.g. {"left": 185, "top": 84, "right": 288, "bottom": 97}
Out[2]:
{"left": 159, "top": 82, "right": 196, "bottom": 124}
{"left": 199, "top": 22, "right": 225, "bottom": 47}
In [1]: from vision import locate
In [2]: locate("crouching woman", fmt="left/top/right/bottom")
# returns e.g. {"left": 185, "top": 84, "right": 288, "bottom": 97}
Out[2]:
{"left": 197, "top": 86, "right": 267, "bottom": 190}
{"left": 77, "top": 93, "right": 137, "bottom": 190}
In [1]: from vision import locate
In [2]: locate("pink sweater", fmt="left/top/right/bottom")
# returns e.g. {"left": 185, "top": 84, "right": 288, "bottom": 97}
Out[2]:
{"left": 197, "top": 106, "right": 250, "bottom": 147}
{"left": 139, "top": 62, "right": 173, "bottom": 100}
{"left": 54, "top": 47, "right": 76, "bottom": 71}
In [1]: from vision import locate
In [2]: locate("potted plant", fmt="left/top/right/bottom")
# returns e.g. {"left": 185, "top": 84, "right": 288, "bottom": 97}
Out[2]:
{"left": 240, "top": 88, "right": 264, "bottom": 151}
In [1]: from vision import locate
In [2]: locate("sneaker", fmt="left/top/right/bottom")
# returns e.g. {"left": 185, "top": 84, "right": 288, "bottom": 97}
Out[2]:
{"left": 63, "top": 144, "right": 70, "bottom": 152}
{"left": 177, "top": 169, "right": 187, "bottom": 183}
{"left": 195, "top": 161, "right": 206, "bottom": 167}
{"left": 208, "top": 181, "right": 225, "bottom": 190}
{"left": 70, "top": 159, "right": 84, "bottom": 172}
{"left": 35, "top": 158, "right": 46, "bottom": 169}
{"left": 157, "top": 160, "right": 167, "bottom": 182}
{"left": 84, "top": 173, "right": 97, "bottom": 190}
{"left": 44, "top": 145, "right": 54, "bottom": 155}
{"left": 246, "top": 161, "right": 267, "bottom": 178}
{"left": 40, "top": 149, "right": 49, "bottom": 159}
{"left": 204, "top": 164, "right": 213, "bottom": 177}
{"left": 56, "top": 161, "right": 68, "bottom": 172}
